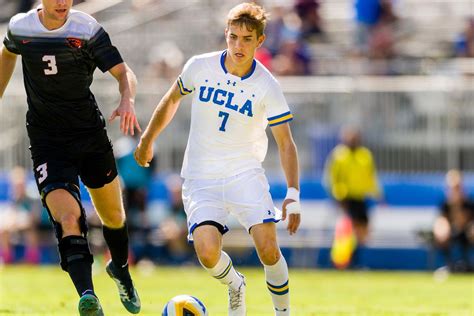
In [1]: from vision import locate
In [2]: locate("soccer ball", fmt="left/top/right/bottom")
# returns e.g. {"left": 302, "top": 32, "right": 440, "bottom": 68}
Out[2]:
{"left": 162, "top": 295, "right": 208, "bottom": 316}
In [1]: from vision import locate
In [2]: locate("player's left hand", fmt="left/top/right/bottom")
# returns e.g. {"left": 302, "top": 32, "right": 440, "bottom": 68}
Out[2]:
{"left": 109, "top": 99, "right": 141, "bottom": 135}
{"left": 282, "top": 198, "right": 301, "bottom": 235}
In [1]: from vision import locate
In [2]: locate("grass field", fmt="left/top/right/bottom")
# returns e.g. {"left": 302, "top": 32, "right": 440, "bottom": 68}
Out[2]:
{"left": 0, "top": 264, "right": 472, "bottom": 315}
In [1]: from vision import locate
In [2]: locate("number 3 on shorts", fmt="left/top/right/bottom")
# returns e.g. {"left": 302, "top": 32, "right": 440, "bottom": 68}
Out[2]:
{"left": 36, "top": 163, "right": 48, "bottom": 184}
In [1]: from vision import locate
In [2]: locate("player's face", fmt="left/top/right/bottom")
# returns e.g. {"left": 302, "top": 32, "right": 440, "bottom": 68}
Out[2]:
{"left": 41, "top": 0, "right": 73, "bottom": 23}
{"left": 225, "top": 23, "right": 265, "bottom": 69}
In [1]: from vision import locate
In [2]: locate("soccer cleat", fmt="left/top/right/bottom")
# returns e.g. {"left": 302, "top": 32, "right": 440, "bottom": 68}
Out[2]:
{"left": 106, "top": 260, "right": 141, "bottom": 314}
{"left": 228, "top": 273, "right": 246, "bottom": 316}
{"left": 78, "top": 294, "right": 104, "bottom": 316}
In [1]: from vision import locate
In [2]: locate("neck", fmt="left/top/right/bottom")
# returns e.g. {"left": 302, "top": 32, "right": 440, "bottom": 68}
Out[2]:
{"left": 38, "top": 9, "right": 67, "bottom": 30}
{"left": 224, "top": 54, "right": 254, "bottom": 78}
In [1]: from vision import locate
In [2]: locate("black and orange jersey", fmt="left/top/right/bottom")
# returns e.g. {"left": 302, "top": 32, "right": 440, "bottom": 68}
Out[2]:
{"left": 3, "top": 7, "right": 123, "bottom": 136}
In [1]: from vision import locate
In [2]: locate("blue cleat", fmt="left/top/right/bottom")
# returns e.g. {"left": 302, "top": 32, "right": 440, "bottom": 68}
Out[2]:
{"left": 78, "top": 294, "right": 104, "bottom": 316}
{"left": 106, "top": 260, "right": 141, "bottom": 314}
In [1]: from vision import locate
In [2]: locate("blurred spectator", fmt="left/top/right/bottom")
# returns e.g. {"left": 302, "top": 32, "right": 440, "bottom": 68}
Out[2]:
{"left": 255, "top": 1, "right": 314, "bottom": 76}
{"left": 453, "top": 17, "right": 474, "bottom": 58}
{"left": 255, "top": 47, "right": 273, "bottom": 71}
{"left": 294, "top": 0, "right": 324, "bottom": 40}
{"left": 264, "top": 5, "right": 287, "bottom": 56}
{"left": 154, "top": 174, "right": 192, "bottom": 264}
{"left": 433, "top": 170, "right": 474, "bottom": 272}
{"left": 272, "top": 39, "right": 312, "bottom": 75}
{"left": 146, "top": 41, "right": 185, "bottom": 80}
{"left": 353, "top": 0, "right": 397, "bottom": 59}
{"left": 324, "top": 126, "right": 382, "bottom": 267}
{"left": 0, "top": 166, "right": 42, "bottom": 264}
{"left": 115, "top": 135, "right": 156, "bottom": 262}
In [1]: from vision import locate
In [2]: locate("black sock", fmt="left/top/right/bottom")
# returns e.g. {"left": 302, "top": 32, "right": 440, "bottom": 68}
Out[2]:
{"left": 103, "top": 223, "right": 129, "bottom": 269}
{"left": 58, "top": 236, "right": 95, "bottom": 297}
{"left": 68, "top": 260, "right": 95, "bottom": 297}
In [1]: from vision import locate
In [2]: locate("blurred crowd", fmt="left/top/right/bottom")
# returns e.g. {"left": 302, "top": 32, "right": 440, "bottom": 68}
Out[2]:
{"left": 146, "top": 0, "right": 474, "bottom": 79}
{"left": 1, "top": 0, "right": 472, "bottom": 77}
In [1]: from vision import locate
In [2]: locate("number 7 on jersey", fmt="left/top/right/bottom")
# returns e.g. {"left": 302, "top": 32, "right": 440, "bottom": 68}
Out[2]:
{"left": 218, "top": 111, "right": 229, "bottom": 132}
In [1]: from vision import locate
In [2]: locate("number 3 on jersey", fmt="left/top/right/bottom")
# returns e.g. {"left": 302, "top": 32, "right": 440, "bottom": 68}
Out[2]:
{"left": 218, "top": 111, "right": 229, "bottom": 132}
{"left": 42, "top": 55, "right": 58, "bottom": 75}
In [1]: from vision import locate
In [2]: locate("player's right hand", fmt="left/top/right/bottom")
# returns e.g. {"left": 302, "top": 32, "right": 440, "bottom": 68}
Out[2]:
{"left": 134, "top": 139, "right": 153, "bottom": 167}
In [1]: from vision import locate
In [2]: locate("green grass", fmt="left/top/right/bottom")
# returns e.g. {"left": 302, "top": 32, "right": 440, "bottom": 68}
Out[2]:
{"left": 0, "top": 264, "right": 472, "bottom": 315}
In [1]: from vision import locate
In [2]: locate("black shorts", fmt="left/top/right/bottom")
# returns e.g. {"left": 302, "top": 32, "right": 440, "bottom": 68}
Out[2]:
{"left": 343, "top": 198, "right": 369, "bottom": 225}
{"left": 28, "top": 127, "right": 118, "bottom": 193}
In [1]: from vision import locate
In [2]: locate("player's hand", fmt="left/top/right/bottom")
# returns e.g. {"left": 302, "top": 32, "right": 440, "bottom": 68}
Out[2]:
{"left": 109, "top": 99, "right": 141, "bottom": 136}
{"left": 282, "top": 198, "right": 301, "bottom": 235}
{"left": 134, "top": 139, "right": 154, "bottom": 167}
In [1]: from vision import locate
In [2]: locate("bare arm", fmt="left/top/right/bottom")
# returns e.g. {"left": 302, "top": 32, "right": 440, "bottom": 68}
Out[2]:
{"left": 108, "top": 62, "right": 140, "bottom": 135}
{"left": 270, "top": 122, "right": 301, "bottom": 235}
{"left": 0, "top": 46, "right": 18, "bottom": 98}
{"left": 134, "top": 81, "right": 184, "bottom": 167}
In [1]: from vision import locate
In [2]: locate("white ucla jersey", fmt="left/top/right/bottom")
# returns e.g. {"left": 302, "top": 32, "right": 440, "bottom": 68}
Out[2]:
{"left": 177, "top": 50, "right": 293, "bottom": 179}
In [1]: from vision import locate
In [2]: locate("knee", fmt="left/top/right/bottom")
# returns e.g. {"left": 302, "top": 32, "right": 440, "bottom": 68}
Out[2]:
{"left": 100, "top": 208, "right": 125, "bottom": 228}
{"left": 258, "top": 242, "right": 281, "bottom": 265}
{"left": 58, "top": 212, "right": 81, "bottom": 232}
{"left": 195, "top": 243, "right": 221, "bottom": 268}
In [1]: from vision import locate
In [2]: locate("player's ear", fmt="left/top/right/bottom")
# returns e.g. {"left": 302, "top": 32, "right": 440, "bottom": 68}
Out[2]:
{"left": 257, "top": 34, "right": 266, "bottom": 48}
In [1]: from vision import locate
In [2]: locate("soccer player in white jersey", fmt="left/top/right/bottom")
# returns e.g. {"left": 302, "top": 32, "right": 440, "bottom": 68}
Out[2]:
{"left": 135, "top": 3, "right": 301, "bottom": 315}
{"left": 0, "top": 1, "right": 141, "bottom": 315}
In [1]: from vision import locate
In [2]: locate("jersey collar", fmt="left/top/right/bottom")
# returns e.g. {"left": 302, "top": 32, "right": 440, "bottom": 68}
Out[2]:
{"left": 220, "top": 50, "right": 256, "bottom": 81}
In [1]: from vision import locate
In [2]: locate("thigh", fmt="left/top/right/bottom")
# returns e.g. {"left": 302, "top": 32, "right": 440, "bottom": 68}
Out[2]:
{"left": 30, "top": 144, "right": 80, "bottom": 193}
{"left": 79, "top": 130, "right": 117, "bottom": 189}
{"left": 87, "top": 176, "right": 125, "bottom": 227}
{"left": 45, "top": 189, "right": 82, "bottom": 224}
{"left": 182, "top": 178, "right": 229, "bottom": 242}
{"left": 225, "top": 169, "right": 278, "bottom": 232}
{"left": 29, "top": 140, "right": 84, "bottom": 234}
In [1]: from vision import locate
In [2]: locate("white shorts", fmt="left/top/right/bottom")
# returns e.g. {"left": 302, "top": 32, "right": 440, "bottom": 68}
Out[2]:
{"left": 182, "top": 168, "right": 280, "bottom": 242}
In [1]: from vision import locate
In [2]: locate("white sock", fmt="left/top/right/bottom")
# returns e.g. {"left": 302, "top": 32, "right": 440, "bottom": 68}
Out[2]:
{"left": 202, "top": 251, "right": 242, "bottom": 291}
{"left": 264, "top": 254, "right": 290, "bottom": 315}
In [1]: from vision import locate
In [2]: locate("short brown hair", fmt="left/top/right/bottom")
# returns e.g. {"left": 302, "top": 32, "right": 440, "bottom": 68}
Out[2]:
{"left": 227, "top": 2, "right": 268, "bottom": 37}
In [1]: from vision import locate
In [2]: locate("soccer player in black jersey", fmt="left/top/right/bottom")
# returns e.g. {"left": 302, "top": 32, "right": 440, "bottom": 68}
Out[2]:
{"left": 0, "top": 1, "right": 141, "bottom": 315}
